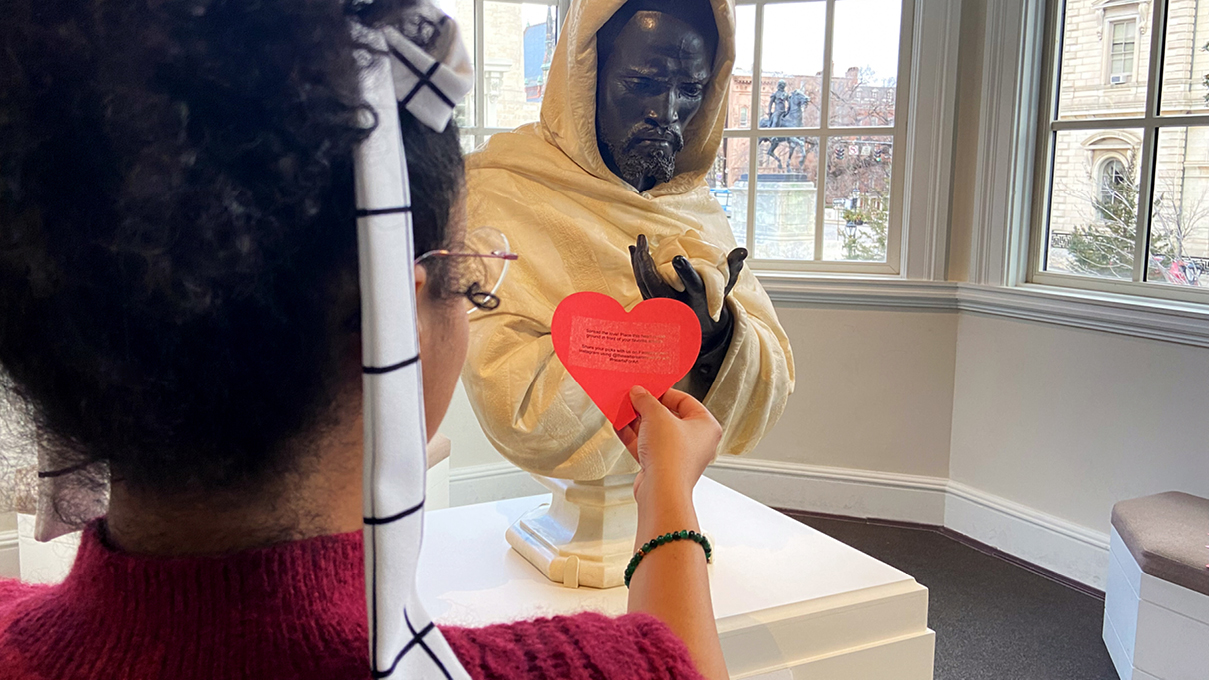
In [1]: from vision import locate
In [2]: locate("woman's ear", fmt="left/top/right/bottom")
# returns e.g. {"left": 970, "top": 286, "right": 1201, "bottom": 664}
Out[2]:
{"left": 414, "top": 263, "right": 428, "bottom": 335}
{"left": 414, "top": 262, "right": 428, "bottom": 293}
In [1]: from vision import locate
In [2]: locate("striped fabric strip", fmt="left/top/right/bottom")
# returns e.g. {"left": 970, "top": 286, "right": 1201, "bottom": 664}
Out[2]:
{"left": 353, "top": 4, "right": 473, "bottom": 678}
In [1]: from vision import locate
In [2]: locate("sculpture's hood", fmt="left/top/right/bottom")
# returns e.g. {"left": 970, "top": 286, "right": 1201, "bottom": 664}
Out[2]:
{"left": 537, "top": 0, "right": 735, "bottom": 194}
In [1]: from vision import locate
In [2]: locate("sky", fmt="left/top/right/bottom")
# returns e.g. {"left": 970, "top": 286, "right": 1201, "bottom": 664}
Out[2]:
{"left": 737, "top": 0, "right": 902, "bottom": 85}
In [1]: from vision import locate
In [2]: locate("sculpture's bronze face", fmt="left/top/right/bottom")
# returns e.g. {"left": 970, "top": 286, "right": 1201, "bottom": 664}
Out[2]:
{"left": 596, "top": 10, "right": 715, "bottom": 192}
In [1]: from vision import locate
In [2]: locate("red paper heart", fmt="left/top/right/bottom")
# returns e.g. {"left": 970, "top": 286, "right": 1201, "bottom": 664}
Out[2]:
{"left": 551, "top": 292, "right": 702, "bottom": 430}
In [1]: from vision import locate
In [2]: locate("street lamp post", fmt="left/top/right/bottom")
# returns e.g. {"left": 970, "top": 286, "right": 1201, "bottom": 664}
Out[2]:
{"left": 843, "top": 193, "right": 862, "bottom": 260}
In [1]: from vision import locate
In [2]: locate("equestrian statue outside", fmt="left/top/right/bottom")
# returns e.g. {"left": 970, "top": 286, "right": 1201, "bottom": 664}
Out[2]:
{"left": 759, "top": 80, "right": 809, "bottom": 173}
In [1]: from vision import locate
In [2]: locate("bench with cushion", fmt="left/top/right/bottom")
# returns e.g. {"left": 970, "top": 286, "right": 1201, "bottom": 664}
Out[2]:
{"left": 1104, "top": 491, "right": 1209, "bottom": 680}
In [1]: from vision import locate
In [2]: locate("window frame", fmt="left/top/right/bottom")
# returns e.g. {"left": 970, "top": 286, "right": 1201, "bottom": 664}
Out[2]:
{"left": 457, "top": 0, "right": 571, "bottom": 149}
{"left": 453, "top": 0, "right": 958, "bottom": 285}
{"left": 723, "top": 0, "right": 916, "bottom": 275}
{"left": 1029, "top": 0, "right": 1209, "bottom": 304}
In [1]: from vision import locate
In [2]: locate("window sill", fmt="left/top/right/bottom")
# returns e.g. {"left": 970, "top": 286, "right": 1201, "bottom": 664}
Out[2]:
{"left": 959, "top": 283, "right": 1209, "bottom": 349}
{"left": 756, "top": 273, "right": 1209, "bottom": 348}
{"left": 755, "top": 272, "right": 958, "bottom": 309}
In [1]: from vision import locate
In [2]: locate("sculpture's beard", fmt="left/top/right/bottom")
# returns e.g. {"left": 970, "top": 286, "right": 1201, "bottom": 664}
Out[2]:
{"left": 606, "top": 128, "right": 683, "bottom": 189}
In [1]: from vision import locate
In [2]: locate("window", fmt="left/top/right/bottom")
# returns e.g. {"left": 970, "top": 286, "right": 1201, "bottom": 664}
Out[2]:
{"left": 1098, "top": 157, "right": 1128, "bottom": 206}
{"left": 437, "top": 0, "right": 568, "bottom": 152}
{"left": 1108, "top": 19, "right": 1136, "bottom": 82}
{"left": 715, "top": 0, "right": 912, "bottom": 272}
{"left": 1035, "top": 0, "right": 1209, "bottom": 298}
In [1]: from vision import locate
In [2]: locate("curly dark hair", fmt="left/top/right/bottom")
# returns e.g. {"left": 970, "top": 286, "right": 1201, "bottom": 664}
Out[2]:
{"left": 0, "top": 0, "right": 464, "bottom": 498}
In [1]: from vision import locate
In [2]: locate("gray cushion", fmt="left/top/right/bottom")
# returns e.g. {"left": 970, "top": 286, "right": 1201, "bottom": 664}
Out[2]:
{"left": 1112, "top": 491, "right": 1209, "bottom": 596}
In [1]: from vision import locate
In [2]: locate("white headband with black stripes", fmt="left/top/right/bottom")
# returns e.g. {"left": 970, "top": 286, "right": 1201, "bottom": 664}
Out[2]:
{"left": 353, "top": 7, "right": 472, "bottom": 679}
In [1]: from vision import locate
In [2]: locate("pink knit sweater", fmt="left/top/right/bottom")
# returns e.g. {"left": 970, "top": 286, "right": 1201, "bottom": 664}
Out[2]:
{"left": 0, "top": 523, "right": 705, "bottom": 680}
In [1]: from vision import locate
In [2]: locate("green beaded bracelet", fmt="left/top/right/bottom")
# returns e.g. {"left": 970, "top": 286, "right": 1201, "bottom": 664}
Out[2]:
{"left": 624, "top": 530, "right": 712, "bottom": 588}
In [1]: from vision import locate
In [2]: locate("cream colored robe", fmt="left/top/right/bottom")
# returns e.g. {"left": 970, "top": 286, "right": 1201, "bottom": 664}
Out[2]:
{"left": 462, "top": 0, "right": 794, "bottom": 480}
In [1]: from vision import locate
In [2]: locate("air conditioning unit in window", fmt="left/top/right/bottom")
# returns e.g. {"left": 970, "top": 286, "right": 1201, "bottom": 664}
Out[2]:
{"left": 1110, "top": 74, "right": 1130, "bottom": 84}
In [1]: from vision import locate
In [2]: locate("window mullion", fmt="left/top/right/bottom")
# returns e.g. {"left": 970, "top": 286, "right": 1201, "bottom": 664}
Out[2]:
{"left": 1145, "top": 0, "right": 1168, "bottom": 121}
{"left": 1134, "top": 125, "right": 1158, "bottom": 282}
{"left": 885, "top": 0, "right": 914, "bottom": 273}
{"left": 826, "top": 125, "right": 894, "bottom": 135}
{"left": 1030, "top": 0, "right": 1063, "bottom": 284}
{"left": 1131, "top": 0, "right": 1168, "bottom": 282}
{"left": 474, "top": 0, "right": 486, "bottom": 143}
{"left": 1053, "top": 114, "right": 1209, "bottom": 130}
{"left": 746, "top": 1, "right": 764, "bottom": 255}
{"left": 814, "top": 0, "right": 836, "bottom": 262}
{"left": 1051, "top": 117, "right": 1148, "bottom": 131}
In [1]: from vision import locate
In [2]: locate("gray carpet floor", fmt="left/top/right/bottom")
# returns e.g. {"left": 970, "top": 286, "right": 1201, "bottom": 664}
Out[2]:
{"left": 784, "top": 513, "right": 1119, "bottom": 680}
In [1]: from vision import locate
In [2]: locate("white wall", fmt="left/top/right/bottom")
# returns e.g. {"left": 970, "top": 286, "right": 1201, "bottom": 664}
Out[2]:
{"left": 950, "top": 312, "right": 1209, "bottom": 534}
{"left": 748, "top": 305, "right": 957, "bottom": 478}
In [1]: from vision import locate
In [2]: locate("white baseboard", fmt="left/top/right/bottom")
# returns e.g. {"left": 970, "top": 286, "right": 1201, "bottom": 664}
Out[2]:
{"left": 945, "top": 481, "right": 1109, "bottom": 589}
{"left": 705, "top": 458, "right": 950, "bottom": 525}
{"left": 710, "top": 458, "right": 1109, "bottom": 590}
{"left": 448, "top": 458, "right": 1111, "bottom": 590}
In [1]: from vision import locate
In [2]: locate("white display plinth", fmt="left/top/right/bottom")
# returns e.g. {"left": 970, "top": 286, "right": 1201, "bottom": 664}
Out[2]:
{"left": 418, "top": 476, "right": 935, "bottom": 679}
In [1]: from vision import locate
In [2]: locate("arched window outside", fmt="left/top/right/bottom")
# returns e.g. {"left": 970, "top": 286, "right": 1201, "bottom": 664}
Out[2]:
{"left": 1096, "top": 157, "right": 1130, "bottom": 222}
{"left": 1098, "top": 158, "right": 1127, "bottom": 206}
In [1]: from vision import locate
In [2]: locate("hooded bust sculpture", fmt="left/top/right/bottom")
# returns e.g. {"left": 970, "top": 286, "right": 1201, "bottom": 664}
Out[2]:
{"left": 462, "top": 0, "right": 794, "bottom": 481}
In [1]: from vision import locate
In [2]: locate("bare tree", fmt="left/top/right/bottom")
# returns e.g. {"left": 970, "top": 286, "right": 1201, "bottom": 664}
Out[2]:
{"left": 1054, "top": 151, "right": 1207, "bottom": 284}
{"left": 1151, "top": 175, "right": 1209, "bottom": 264}
{"left": 829, "top": 66, "right": 895, "bottom": 128}
{"left": 1053, "top": 153, "right": 1138, "bottom": 279}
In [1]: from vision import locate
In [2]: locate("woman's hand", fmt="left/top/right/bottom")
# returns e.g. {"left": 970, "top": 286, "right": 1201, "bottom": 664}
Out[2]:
{"left": 618, "top": 386, "right": 729, "bottom": 680}
{"left": 616, "top": 386, "right": 722, "bottom": 502}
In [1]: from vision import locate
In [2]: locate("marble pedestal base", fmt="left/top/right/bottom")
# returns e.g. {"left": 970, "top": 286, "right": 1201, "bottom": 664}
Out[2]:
{"left": 419, "top": 477, "right": 935, "bottom": 679}
{"left": 505, "top": 473, "right": 636, "bottom": 589}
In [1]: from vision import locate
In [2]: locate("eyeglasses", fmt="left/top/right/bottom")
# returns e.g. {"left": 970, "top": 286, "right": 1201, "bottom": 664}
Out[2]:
{"left": 415, "top": 227, "right": 518, "bottom": 313}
